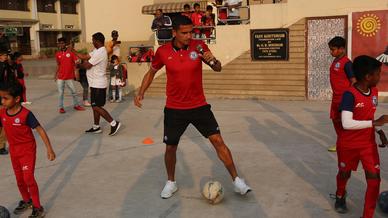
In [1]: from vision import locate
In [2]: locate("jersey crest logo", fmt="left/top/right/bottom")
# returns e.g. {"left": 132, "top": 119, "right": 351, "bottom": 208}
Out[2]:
{"left": 335, "top": 62, "right": 341, "bottom": 69}
{"left": 189, "top": 51, "right": 199, "bottom": 61}
{"left": 14, "top": 118, "right": 20, "bottom": 124}
{"left": 372, "top": 96, "right": 378, "bottom": 107}
{"left": 66, "top": 53, "right": 71, "bottom": 58}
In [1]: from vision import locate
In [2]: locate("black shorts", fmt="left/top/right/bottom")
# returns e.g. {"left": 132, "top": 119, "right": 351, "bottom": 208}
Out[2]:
{"left": 163, "top": 104, "right": 220, "bottom": 145}
{"left": 90, "top": 87, "right": 106, "bottom": 107}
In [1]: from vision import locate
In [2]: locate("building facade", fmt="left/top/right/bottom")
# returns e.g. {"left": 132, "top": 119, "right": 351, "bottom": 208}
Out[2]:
{"left": 0, "top": 0, "right": 83, "bottom": 57}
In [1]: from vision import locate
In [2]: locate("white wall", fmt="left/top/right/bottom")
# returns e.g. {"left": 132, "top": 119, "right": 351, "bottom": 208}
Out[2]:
{"left": 211, "top": 0, "right": 388, "bottom": 66}
{"left": 83, "top": 0, "right": 154, "bottom": 42}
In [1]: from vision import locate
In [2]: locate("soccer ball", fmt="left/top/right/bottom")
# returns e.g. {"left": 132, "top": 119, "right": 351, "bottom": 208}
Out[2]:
{"left": 202, "top": 181, "right": 224, "bottom": 204}
{"left": 379, "top": 191, "right": 388, "bottom": 213}
{"left": 0, "top": 206, "right": 10, "bottom": 218}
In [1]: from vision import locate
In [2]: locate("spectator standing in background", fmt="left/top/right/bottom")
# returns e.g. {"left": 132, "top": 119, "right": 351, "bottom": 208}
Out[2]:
{"left": 202, "top": 5, "right": 215, "bottom": 41}
{"left": 106, "top": 30, "right": 121, "bottom": 59}
{"left": 191, "top": 3, "right": 204, "bottom": 38}
{"left": 214, "top": 0, "right": 227, "bottom": 25}
{"left": 181, "top": 4, "right": 192, "bottom": 19}
{"left": 151, "top": 9, "right": 173, "bottom": 43}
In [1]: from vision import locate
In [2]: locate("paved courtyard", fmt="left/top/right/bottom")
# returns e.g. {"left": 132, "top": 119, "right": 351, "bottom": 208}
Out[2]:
{"left": 1, "top": 74, "right": 388, "bottom": 218}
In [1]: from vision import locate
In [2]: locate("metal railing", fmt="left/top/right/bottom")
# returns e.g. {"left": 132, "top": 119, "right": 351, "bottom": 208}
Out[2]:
{"left": 153, "top": 27, "right": 173, "bottom": 44}
{"left": 216, "top": 5, "right": 250, "bottom": 25}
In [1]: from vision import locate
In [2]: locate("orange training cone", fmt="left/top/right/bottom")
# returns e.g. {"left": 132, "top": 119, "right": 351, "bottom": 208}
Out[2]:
{"left": 142, "top": 137, "right": 154, "bottom": 145}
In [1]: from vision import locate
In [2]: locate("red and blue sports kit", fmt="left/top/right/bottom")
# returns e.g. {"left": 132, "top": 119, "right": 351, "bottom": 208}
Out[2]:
{"left": 0, "top": 107, "right": 42, "bottom": 208}
{"left": 336, "top": 86, "right": 379, "bottom": 218}
{"left": 330, "top": 56, "right": 354, "bottom": 135}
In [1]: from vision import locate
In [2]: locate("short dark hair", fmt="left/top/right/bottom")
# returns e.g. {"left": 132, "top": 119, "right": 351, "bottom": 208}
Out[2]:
{"left": 11, "top": 52, "right": 22, "bottom": 61}
{"left": 328, "top": 36, "right": 346, "bottom": 48}
{"left": 0, "top": 82, "right": 23, "bottom": 98}
{"left": 92, "top": 32, "right": 105, "bottom": 44}
{"left": 172, "top": 15, "right": 193, "bottom": 30}
{"left": 111, "top": 30, "right": 118, "bottom": 36}
{"left": 184, "top": 4, "right": 190, "bottom": 9}
{"left": 194, "top": 3, "right": 200, "bottom": 8}
{"left": 206, "top": 5, "right": 213, "bottom": 11}
{"left": 110, "top": 55, "right": 119, "bottom": 63}
{"left": 352, "top": 55, "right": 382, "bottom": 81}
{"left": 58, "top": 37, "right": 67, "bottom": 43}
{"left": 157, "top": 9, "right": 163, "bottom": 13}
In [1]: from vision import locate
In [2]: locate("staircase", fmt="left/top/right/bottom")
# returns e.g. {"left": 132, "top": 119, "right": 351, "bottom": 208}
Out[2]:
{"left": 146, "top": 19, "right": 306, "bottom": 100}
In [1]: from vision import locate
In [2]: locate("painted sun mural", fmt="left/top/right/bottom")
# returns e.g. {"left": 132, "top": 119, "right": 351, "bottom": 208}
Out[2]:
{"left": 356, "top": 13, "right": 381, "bottom": 37}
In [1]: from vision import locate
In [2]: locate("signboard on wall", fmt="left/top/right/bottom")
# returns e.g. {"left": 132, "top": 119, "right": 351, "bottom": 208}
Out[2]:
{"left": 352, "top": 10, "right": 388, "bottom": 91}
{"left": 250, "top": 29, "right": 289, "bottom": 60}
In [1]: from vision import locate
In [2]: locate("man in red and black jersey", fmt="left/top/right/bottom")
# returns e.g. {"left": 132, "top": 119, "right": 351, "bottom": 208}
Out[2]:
{"left": 0, "top": 82, "right": 55, "bottom": 218}
{"left": 334, "top": 55, "right": 388, "bottom": 218}
{"left": 328, "top": 36, "right": 357, "bottom": 152}
{"left": 134, "top": 15, "right": 251, "bottom": 199}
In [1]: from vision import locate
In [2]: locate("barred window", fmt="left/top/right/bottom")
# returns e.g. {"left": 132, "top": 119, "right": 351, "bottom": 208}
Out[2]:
{"left": 37, "top": 0, "right": 56, "bottom": 13}
{"left": 0, "top": 0, "right": 29, "bottom": 11}
{"left": 60, "top": 0, "right": 77, "bottom": 14}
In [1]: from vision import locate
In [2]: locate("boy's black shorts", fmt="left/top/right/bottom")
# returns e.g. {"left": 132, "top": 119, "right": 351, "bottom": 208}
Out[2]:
{"left": 163, "top": 104, "right": 220, "bottom": 145}
{"left": 90, "top": 87, "right": 106, "bottom": 107}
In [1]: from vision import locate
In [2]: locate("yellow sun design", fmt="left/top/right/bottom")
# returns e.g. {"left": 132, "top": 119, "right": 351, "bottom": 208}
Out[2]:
{"left": 356, "top": 14, "right": 381, "bottom": 37}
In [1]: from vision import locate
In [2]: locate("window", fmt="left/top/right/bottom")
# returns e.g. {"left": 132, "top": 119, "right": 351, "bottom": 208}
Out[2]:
{"left": 0, "top": 0, "right": 29, "bottom": 11}
{"left": 39, "top": 31, "right": 58, "bottom": 48}
{"left": 60, "top": 0, "right": 77, "bottom": 14}
{"left": 62, "top": 31, "right": 80, "bottom": 42}
{"left": 37, "top": 0, "right": 56, "bottom": 13}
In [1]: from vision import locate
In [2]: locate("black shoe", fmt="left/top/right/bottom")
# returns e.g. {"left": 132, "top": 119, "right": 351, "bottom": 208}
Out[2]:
{"left": 29, "top": 207, "right": 45, "bottom": 218}
{"left": 335, "top": 194, "right": 348, "bottom": 214}
{"left": 0, "top": 148, "right": 8, "bottom": 155}
{"left": 13, "top": 199, "right": 32, "bottom": 215}
{"left": 85, "top": 127, "right": 102, "bottom": 134}
{"left": 109, "top": 121, "right": 121, "bottom": 136}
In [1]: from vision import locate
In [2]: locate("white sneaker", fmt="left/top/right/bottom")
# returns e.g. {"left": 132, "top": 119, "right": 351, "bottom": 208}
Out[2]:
{"left": 161, "top": 180, "right": 178, "bottom": 199}
{"left": 83, "top": 100, "right": 91, "bottom": 107}
{"left": 233, "top": 177, "right": 252, "bottom": 195}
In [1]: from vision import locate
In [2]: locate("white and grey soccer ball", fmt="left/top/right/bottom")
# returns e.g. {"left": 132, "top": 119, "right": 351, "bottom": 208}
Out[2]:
{"left": 202, "top": 181, "right": 224, "bottom": 204}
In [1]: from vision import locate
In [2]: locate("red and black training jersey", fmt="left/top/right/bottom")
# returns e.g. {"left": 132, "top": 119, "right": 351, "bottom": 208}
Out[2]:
{"left": 152, "top": 39, "right": 209, "bottom": 109}
{"left": 330, "top": 56, "right": 354, "bottom": 104}
{"left": 0, "top": 107, "right": 39, "bottom": 146}
{"left": 337, "top": 86, "right": 378, "bottom": 149}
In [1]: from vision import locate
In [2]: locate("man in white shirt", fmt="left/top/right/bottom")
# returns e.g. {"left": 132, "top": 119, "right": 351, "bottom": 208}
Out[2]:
{"left": 74, "top": 32, "right": 121, "bottom": 136}
{"left": 224, "top": 0, "right": 242, "bottom": 25}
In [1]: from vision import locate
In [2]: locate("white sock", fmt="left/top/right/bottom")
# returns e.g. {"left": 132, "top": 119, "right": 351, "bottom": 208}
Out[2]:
{"left": 93, "top": 124, "right": 100, "bottom": 129}
{"left": 118, "top": 89, "right": 122, "bottom": 100}
{"left": 110, "top": 120, "right": 117, "bottom": 127}
{"left": 112, "top": 90, "right": 116, "bottom": 100}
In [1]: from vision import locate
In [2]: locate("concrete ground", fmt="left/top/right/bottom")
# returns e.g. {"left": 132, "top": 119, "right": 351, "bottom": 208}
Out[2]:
{"left": 1, "top": 74, "right": 388, "bottom": 217}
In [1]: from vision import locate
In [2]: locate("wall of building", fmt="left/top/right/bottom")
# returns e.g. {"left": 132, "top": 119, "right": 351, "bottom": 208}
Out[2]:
{"left": 211, "top": 0, "right": 388, "bottom": 66}
{"left": 61, "top": 14, "right": 80, "bottom": 29}
{"left": 76, "top": 0, "right": 388, "bottom": 93}
{"left": 0, "top": 10, "right": 32, "bottom": 20}
{"left": 82, "top": 0, "right": 154, "bottom": 43}
{"left": 38, "top": 12, "right": 59, "bottom": 28}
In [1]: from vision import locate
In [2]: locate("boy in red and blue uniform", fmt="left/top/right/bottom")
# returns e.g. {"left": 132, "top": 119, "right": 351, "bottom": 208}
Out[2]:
{"left": 334, "top": 55, "right": 388, "bottom": 218}
{"left": 328, "top": 36, "right": 356, "bottom": 152}
{"left": 0, "top": 82, "right": 56, "bottom": 218}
